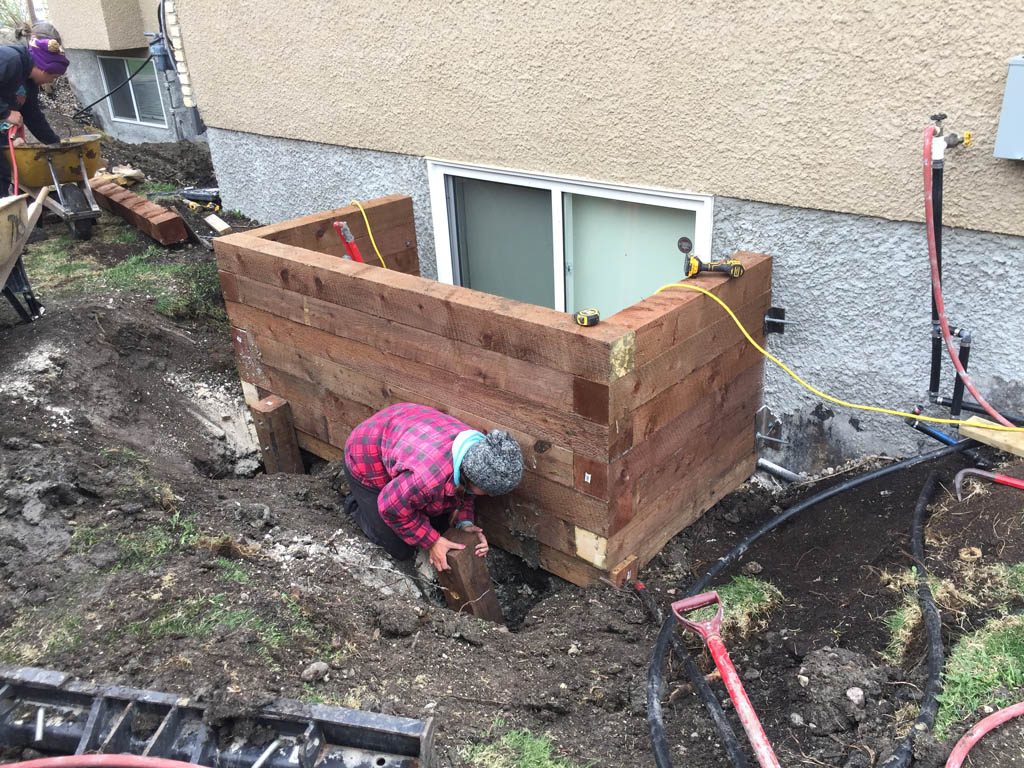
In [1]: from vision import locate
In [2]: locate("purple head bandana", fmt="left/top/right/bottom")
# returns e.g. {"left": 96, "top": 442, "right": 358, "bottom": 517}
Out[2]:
{"left": 28, "top": 37, "right": 69, "bottom": 75}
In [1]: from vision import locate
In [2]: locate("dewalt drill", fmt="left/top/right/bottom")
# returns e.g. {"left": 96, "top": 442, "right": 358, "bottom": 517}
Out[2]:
{"left": 683, "top": 255, "right": 745, "bottom": 279}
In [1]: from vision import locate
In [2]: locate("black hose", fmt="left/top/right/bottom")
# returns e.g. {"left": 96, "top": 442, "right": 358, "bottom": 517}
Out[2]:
{"left": 647, "top": 440, "right": 976, "bottom": 768}
{"left": 879, "top": 471, "right": 944, "bottom": 768}
{"left": 634, "top": 583, "right": 750, "bottom": 768}
{"left": 72, "top": 54, "right": 155, "bottom": 120}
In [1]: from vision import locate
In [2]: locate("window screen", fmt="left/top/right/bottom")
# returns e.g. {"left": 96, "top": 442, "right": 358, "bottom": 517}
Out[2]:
{"left": 98, "top": 57, "right": 166, "bottom": 126}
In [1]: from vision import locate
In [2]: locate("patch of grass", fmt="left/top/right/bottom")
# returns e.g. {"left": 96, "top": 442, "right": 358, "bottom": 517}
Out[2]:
{"left": 69, "top": 523, "right": 108, "bottom": 554}
{"left": 936, "top": 614, "right": 1024, "bottom": 736}
{"left": 137, "top": 181, "right": 178, "bottom": 196}
{"left": 97, "top": 246, "right": 225, "bottom": 321}
{"left": 115, "top": 508, "right": 199, "bottom": 570}
{"left": 129, "top": 593, "right": 266, "bottom": 641}
{"left": 717, "top": 575, "right": 784, "bottom": 635}
{"left": 0, "top": 609, "right": 83, "bottom": 664}
{"left": 882, "top": 597, "right": 921, "bottom": 664}
{"left": 99, "top": 225, "right": 139, "bottom": 245}
{"left": 216, "top": 557, "right": 251, "bottom": 584}
{"left": 463, "top": 727, "right": 585, "bottom": 768}
{"left": 24, "top": 232, "right": 101, "bottom": 292}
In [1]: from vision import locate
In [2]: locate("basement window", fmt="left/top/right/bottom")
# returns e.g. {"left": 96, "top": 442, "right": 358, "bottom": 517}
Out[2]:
{"left": 427, "top": 161, "right": 713, "bottom": 316}
{"left": 97, "top": 56, "right": 167, "bottom": 127}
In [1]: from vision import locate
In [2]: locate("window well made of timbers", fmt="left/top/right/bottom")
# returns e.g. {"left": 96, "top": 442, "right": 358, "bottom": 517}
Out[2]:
{"left": 215, "top": 194, "right": 772, "bottom": 587}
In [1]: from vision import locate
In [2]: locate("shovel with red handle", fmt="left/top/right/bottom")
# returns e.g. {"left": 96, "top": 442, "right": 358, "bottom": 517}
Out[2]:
{"left": 954, "top": 468, "right": 1024, "bottom": 501}
{"left": 672, "top": 592, "right": 781, "bottom": 768}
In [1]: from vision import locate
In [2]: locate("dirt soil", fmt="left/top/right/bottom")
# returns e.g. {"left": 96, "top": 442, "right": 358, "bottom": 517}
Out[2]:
{"left": 2, "top": 108, "right": 1024, "bottom": 767}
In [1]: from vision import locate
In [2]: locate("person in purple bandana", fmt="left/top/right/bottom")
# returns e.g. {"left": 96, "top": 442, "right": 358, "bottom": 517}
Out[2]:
{"left": 0, "top": 36, "right": 68, "bottom": 192}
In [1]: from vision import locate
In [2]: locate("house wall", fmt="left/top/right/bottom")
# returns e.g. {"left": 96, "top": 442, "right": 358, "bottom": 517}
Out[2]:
{"left": 64, "top": 49, "right": 202, "bottom": 143}
{"left": 48, "top": 0, "right": 156, "bottom": 50}
{"left": 176, "top": 0, "right": 1024, "bottom": 237}
{"left": 206, "top": 129, "right": 1024, "bottom": 472}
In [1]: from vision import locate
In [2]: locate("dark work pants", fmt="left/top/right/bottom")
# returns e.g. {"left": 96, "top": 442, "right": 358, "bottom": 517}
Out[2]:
{"left": 342, "top": 463, "right": 446, "bottom": 561}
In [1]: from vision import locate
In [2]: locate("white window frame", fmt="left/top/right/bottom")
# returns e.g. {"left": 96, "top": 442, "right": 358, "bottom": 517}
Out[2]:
{"left": 97, "top": 55, "right": 168, "bottom": 128}
{"left": 426, "top": 159, "right": 714, "bottom": 312}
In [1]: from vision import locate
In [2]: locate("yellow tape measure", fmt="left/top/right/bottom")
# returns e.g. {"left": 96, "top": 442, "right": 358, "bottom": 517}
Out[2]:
{"left": 574, "top": 308, "right": 600, "bottom": 327}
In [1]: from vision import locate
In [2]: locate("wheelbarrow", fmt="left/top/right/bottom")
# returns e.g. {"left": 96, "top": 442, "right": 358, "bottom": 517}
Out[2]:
{"left": 11, "top": 133, "right": 104, "bottom": 240}
{"left": 0, "top": 190, "right": 51, "bottom": 322}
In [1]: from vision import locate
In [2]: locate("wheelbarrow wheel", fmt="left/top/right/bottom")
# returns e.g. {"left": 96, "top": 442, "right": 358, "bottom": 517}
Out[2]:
{"left": 59, "top": 183, "right": 94, "bottom": 241}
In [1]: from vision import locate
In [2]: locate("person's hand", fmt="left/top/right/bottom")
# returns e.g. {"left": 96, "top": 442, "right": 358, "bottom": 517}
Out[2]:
{"left": 462, "top": 525, "right": 489, "bottom": 557}
{"left": 429, "top": 536, "right": 465, "bottom": 572}
{"left": 6, "top": 110, "right": 23, "bottom": 127}
{"left": 11, "top": 136, "right": 24, "bottom": 147}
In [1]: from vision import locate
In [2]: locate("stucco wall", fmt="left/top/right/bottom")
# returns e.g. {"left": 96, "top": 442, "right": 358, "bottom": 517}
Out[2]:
{"left": 209, "top": 129, "right": 1023, "bottom": 471}
{"left": 206, "top": 127, "right": 437, "bottom": 277}
{"left": 175, "top": 0, "right": 1024, "bottom": 237}
{"left": 49, "top": 0, "right": 152, "bottom": 50}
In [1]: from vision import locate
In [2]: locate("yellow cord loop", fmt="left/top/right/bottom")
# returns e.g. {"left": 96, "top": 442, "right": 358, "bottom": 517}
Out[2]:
{"left": 655, "top": 282, "right": 1024, "bottom": 434}
{"left": 350, "top": 199, "right": 388, "bottom": 269}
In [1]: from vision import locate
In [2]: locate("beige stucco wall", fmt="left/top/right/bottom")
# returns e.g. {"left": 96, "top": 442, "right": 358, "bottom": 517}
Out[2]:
{"left": 175, "top": 0, "right": 1024, "bottom": 236}
{"left": 49, "top": 0, "right": 153, "bottom": 51}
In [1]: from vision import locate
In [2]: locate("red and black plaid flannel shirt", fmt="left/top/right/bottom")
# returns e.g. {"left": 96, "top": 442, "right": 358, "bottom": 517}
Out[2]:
{"left": 344, "top": 403, "right": 475, "bottom": 549}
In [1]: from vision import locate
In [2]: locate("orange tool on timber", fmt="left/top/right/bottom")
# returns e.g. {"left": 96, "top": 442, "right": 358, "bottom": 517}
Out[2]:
{"left": 332, "top": 220, "right": 365, "bottom": 263}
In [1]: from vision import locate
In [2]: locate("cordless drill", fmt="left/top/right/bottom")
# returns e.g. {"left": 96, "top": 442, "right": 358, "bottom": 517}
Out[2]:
{"left": 683, "top": 256, "right": 745, "bottom": 279}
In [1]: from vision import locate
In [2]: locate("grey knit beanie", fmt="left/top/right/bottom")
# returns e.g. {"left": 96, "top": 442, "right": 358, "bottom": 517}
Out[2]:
{"left": 461, "top": 430, "right": 523, "bottom": 495}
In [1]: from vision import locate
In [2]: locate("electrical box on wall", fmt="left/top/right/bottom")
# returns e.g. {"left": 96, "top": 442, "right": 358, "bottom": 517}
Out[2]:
{"left": 995, "top": 55, "right": 1024, "bottom": 160}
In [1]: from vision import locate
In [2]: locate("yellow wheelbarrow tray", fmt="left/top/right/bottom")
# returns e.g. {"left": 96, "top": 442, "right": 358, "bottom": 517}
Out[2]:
{"left": 12, "top": 133, "right": 104, "bottom": 240}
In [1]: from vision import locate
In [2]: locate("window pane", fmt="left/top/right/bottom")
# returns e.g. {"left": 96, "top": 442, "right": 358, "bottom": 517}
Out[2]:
{"left": 451, "top": 177, "right": 555, "bottom": 308}
{"left": 99, "top": 58, "right": 137, "bottom": 121}
{"left": 128, "top": 59, "right": 165, "bottom": 124}
{"left": 564, "top": 193, "right": 696, "bottom": 317}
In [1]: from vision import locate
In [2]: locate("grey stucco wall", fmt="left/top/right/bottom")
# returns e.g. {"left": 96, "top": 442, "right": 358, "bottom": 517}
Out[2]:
{"left": 712, "top": 198, "right": 1024, "bottom": 471}
{"left": 206, "top": 128, "right": 437, "bottom": 278}
{"left": 66, "top": 49, "right": 202, "bottom": 144}
{"left": 207, "top": 129, "right": 1023, "bottom": 472}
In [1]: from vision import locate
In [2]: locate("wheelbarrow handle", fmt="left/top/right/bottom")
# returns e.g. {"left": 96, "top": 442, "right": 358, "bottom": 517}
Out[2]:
{"left": 671, "top": 591, "right": 724, "bottom": 641}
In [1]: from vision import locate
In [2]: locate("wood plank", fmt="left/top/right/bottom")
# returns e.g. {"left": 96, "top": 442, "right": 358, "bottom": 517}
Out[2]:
{"left": 215, "top": 233, "right": 635, "bottom": 383}
{"left": 247, "top": 194, "right": 411, "bottom": 240}
{"left": 240, "top": 328, "right": 579, "bottom": 490}
{"left": 224, "top": 301, "right": 611, "bottom": 460}
{"left": 225, "top": 271, "right": 576, "bottom": 413}
{"left": 607, "top": 429, "right": 756, "bottom": 566}
{"left": 959, "top": 417, "right": 1024, "bottom": 457}
{"left": 619, "top": 290, "right": 771, "bottom": 413}
{"left": 619, "top": 360, "right": 762, "bottom": 484}
{"left": 608, "top": 555, "right": 640, "bottom": 587}
{"left": 634, "top": 380, "right": 759, "bottom": 509}
{"left": 631, "top": 340, "right": 763, "bottom": 446}
{"left": 483, "top": 522, "right": 606, "bottom": 587}
{"left": 436, "top": 528, "right": 505, "bottom": 623}
{"left": 250, "top": 395, "right": 305, "bottom": 474}
{"left": 613, "top": 253, "right": 772, "bottom": 366}
{"left": 295, "top": 430, "right": 343, "bottom": 462}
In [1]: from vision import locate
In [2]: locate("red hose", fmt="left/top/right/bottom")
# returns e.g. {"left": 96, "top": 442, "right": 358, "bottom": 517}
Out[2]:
{"left": 6, "top": 758, "right": 202, "bottom": 768}
{"left": 946, "top": 700, "right": 1024, "bottom": 768}
{"left": 922, "top": 126, "right": 1014, "bottom": 428}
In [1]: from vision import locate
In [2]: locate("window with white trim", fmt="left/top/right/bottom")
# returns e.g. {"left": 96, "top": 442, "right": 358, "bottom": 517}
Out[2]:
{"left": 97, "top": 56, "right": 167, "bottom": 127}
{"left": 427, "top": 161, "right": 713, "bottom": 317}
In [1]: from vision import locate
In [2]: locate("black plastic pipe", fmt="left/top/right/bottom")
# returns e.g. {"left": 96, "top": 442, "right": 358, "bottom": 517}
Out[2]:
{"left": 647, "top": 440, "right": 975, "bottom": 768}
{"left": 879, "top": 472, "right": 944, "bottom": 768}
{"left": 932, "top": 397, "right": 1024, "bottom": 426}
{"left": 633, "top": 583, "right": 749, "bottom": 768}
{"left": 949, "top": 334, "right": 972, "bottom": 419}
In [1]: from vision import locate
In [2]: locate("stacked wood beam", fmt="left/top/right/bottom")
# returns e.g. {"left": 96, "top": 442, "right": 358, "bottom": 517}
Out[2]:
{"left": 216, "top": 195, "right": 771, "bottom": 586}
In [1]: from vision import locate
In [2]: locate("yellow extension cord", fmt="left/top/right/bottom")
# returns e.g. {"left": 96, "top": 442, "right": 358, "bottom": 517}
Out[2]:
{"left": 654, "top": 282, "right": 1024, "bottom": 434}
{"left": 350, "top": 199, "right": 388, "bottom": 269}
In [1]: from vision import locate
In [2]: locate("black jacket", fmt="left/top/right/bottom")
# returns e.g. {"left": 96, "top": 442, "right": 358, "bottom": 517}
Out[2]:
{"left": 0, "top": 45, "right": 58, "bottom": 145}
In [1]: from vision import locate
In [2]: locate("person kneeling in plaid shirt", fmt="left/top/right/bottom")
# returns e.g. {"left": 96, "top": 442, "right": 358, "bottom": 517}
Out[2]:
{"left": 343, "top": 403, "right": 524, "bottom": 572}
